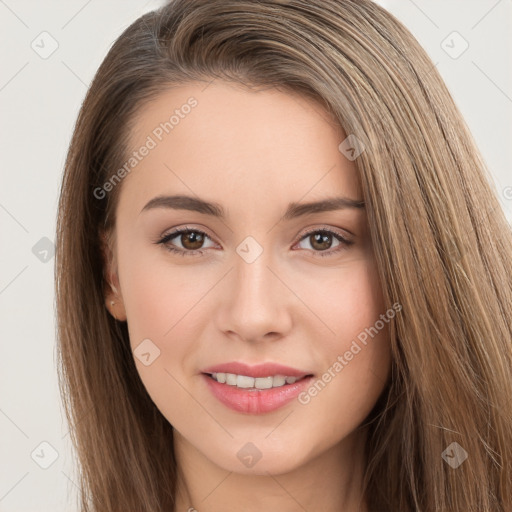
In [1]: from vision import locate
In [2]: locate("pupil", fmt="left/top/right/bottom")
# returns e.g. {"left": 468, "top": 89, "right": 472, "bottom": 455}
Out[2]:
{"left": 312, "top": 233, "right": 331, "bottom": 250}
{"left": 184, "top": 231, "right": 204, "bottom": 250}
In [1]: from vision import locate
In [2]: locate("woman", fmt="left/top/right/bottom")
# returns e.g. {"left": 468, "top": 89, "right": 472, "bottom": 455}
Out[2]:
{"left": 55, "top": 0, "right": 512, "bottom": 510}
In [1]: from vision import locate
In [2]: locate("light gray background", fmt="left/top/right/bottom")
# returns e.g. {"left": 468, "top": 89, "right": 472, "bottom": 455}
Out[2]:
{"left": 0, "top": 1, "right": 510, "bottom": 511}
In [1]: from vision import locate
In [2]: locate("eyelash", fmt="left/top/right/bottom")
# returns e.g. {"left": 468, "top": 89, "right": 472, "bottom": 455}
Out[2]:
{"left": 155, "top": 226, "right": 353, "bottom": 258}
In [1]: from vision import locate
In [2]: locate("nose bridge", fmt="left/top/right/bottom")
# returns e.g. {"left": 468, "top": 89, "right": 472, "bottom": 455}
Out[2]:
{"left": 236, "top": 249, "right": 273, "bottom": 304}
{"left": 235, "top": 234, "right": 276, "bottom": 296}
{"left": 217, "top": 239, "right": 292, "bottom": 341}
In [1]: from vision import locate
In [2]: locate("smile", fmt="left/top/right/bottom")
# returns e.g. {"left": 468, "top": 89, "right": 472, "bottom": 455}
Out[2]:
{"left": 208, "top": 372, "right": 303, "bottom": 389}
{"left": 202, "top": 373, "right": 314, "bottom": 414}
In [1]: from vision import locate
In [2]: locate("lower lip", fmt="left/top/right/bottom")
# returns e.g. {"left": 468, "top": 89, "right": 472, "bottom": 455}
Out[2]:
{"left": 202, "top": 373, "right": 314, "bottom": 414}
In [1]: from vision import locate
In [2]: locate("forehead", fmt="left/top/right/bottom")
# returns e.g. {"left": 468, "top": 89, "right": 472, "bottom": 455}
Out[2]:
{"left": 120, "top": 80, "right": 362, "bottom": 214}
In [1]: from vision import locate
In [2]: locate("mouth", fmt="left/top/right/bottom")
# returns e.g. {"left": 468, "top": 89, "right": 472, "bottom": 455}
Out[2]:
{"left": 201, "top": 371, "right": 316, "bottom": 414}
{"left": 202, "top": 372, "right": 314, "bottom": 391}
{"left": 200, "top": 361, "right": 315, "bottom": 413}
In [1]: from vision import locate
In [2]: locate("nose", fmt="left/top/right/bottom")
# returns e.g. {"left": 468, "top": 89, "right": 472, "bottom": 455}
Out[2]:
{"left": 214, "top": 248, "right": 293, "bottom": 344}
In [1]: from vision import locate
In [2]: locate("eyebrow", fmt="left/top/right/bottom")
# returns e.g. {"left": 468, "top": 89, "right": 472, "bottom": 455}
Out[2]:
{"left": 140, "top": 194, "right": 365, "bottom": 220}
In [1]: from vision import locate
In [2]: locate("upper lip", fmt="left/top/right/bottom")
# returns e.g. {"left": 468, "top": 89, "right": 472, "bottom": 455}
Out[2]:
{"left": 201, "top": 361, "right": 314, "bottom": 379}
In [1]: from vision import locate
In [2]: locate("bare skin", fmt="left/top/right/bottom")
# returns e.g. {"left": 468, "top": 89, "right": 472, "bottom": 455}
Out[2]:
{"left": 103, "top": 80, "right": 391, "bottom": 512}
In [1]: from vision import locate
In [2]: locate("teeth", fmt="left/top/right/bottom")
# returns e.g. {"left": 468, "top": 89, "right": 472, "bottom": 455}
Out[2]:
{"left": 210, "top": 372, "right": 302, "bottom": 389}
{"left": 237, "top": 375, "right": 257, "bottom": 388}
{"left": 273, "top": 375, "right": 286, "bottom": 386}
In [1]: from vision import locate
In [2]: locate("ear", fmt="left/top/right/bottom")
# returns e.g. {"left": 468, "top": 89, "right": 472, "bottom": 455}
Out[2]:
{"left": 100, "top": 229, "right": 127, "bottom": 322}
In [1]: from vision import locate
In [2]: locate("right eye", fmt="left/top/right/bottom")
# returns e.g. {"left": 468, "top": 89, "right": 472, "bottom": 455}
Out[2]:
{"left": 156, "top": 227, "right": 217, "bottom": 256}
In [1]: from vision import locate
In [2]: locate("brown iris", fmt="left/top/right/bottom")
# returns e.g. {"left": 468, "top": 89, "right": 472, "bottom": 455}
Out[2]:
{"left": 180, "top": 231, "right": 205, "bottom": 250}
{"left": 308, "top": 232, "right": 333, "bottom": 251}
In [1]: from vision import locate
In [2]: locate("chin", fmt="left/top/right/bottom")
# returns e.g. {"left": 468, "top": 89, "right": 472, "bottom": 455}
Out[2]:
{"left": 209, "top": 443, "right": 308, "bottom": 476}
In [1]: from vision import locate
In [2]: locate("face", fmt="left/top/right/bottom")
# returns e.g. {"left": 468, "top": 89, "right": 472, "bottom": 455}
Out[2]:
{"left": 103, "top": 80, "right": 391, "bottom": 475}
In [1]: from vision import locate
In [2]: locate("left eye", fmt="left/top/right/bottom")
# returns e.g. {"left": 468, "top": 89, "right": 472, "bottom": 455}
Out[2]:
{"left": 294, "top": 229, "right": 351, "bottom": 256}
{"left": 156, "top": 227, "right": 352, "bottom": 258}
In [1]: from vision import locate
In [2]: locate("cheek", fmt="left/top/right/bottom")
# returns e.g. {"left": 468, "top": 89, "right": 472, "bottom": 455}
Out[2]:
{"left": 299, "top": 257, "right": 391, "bottom": 419}
{"left": 117, "top": 241, "right": 210, "bottom": 347}
{"left": 116, "top": 247, "right": 209, "bottom": 421}
{"left": 116, "top": 242, "right": 226, "bottom": 407}
{"left": 305, "top": 255, "right": 388, "bottom": 353}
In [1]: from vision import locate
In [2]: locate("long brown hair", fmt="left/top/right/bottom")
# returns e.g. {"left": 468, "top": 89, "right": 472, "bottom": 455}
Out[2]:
{"left": 55, "top": 0, "right": 512, "bottom": 510}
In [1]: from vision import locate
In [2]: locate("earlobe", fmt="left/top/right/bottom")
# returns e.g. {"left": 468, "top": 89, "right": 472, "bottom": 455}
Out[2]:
{"left": 106, "top": 295, "right": 127, "bottom": 322}
{"left": 104, "top": 274, "right": 128, "bottom": 322}
{"left": 100, "top": 229, "right": 127, "bottom": 322}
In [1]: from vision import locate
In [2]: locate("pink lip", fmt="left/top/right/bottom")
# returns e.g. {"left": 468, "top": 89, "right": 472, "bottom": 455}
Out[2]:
{"left": 202, "top": 373, "right": 314, "bottom": 414}
{"left": 201, "top": 361, "right": 312, "bottom": 379}
{"left": 200, "top": 361, "right": 315, "bottom": 414}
